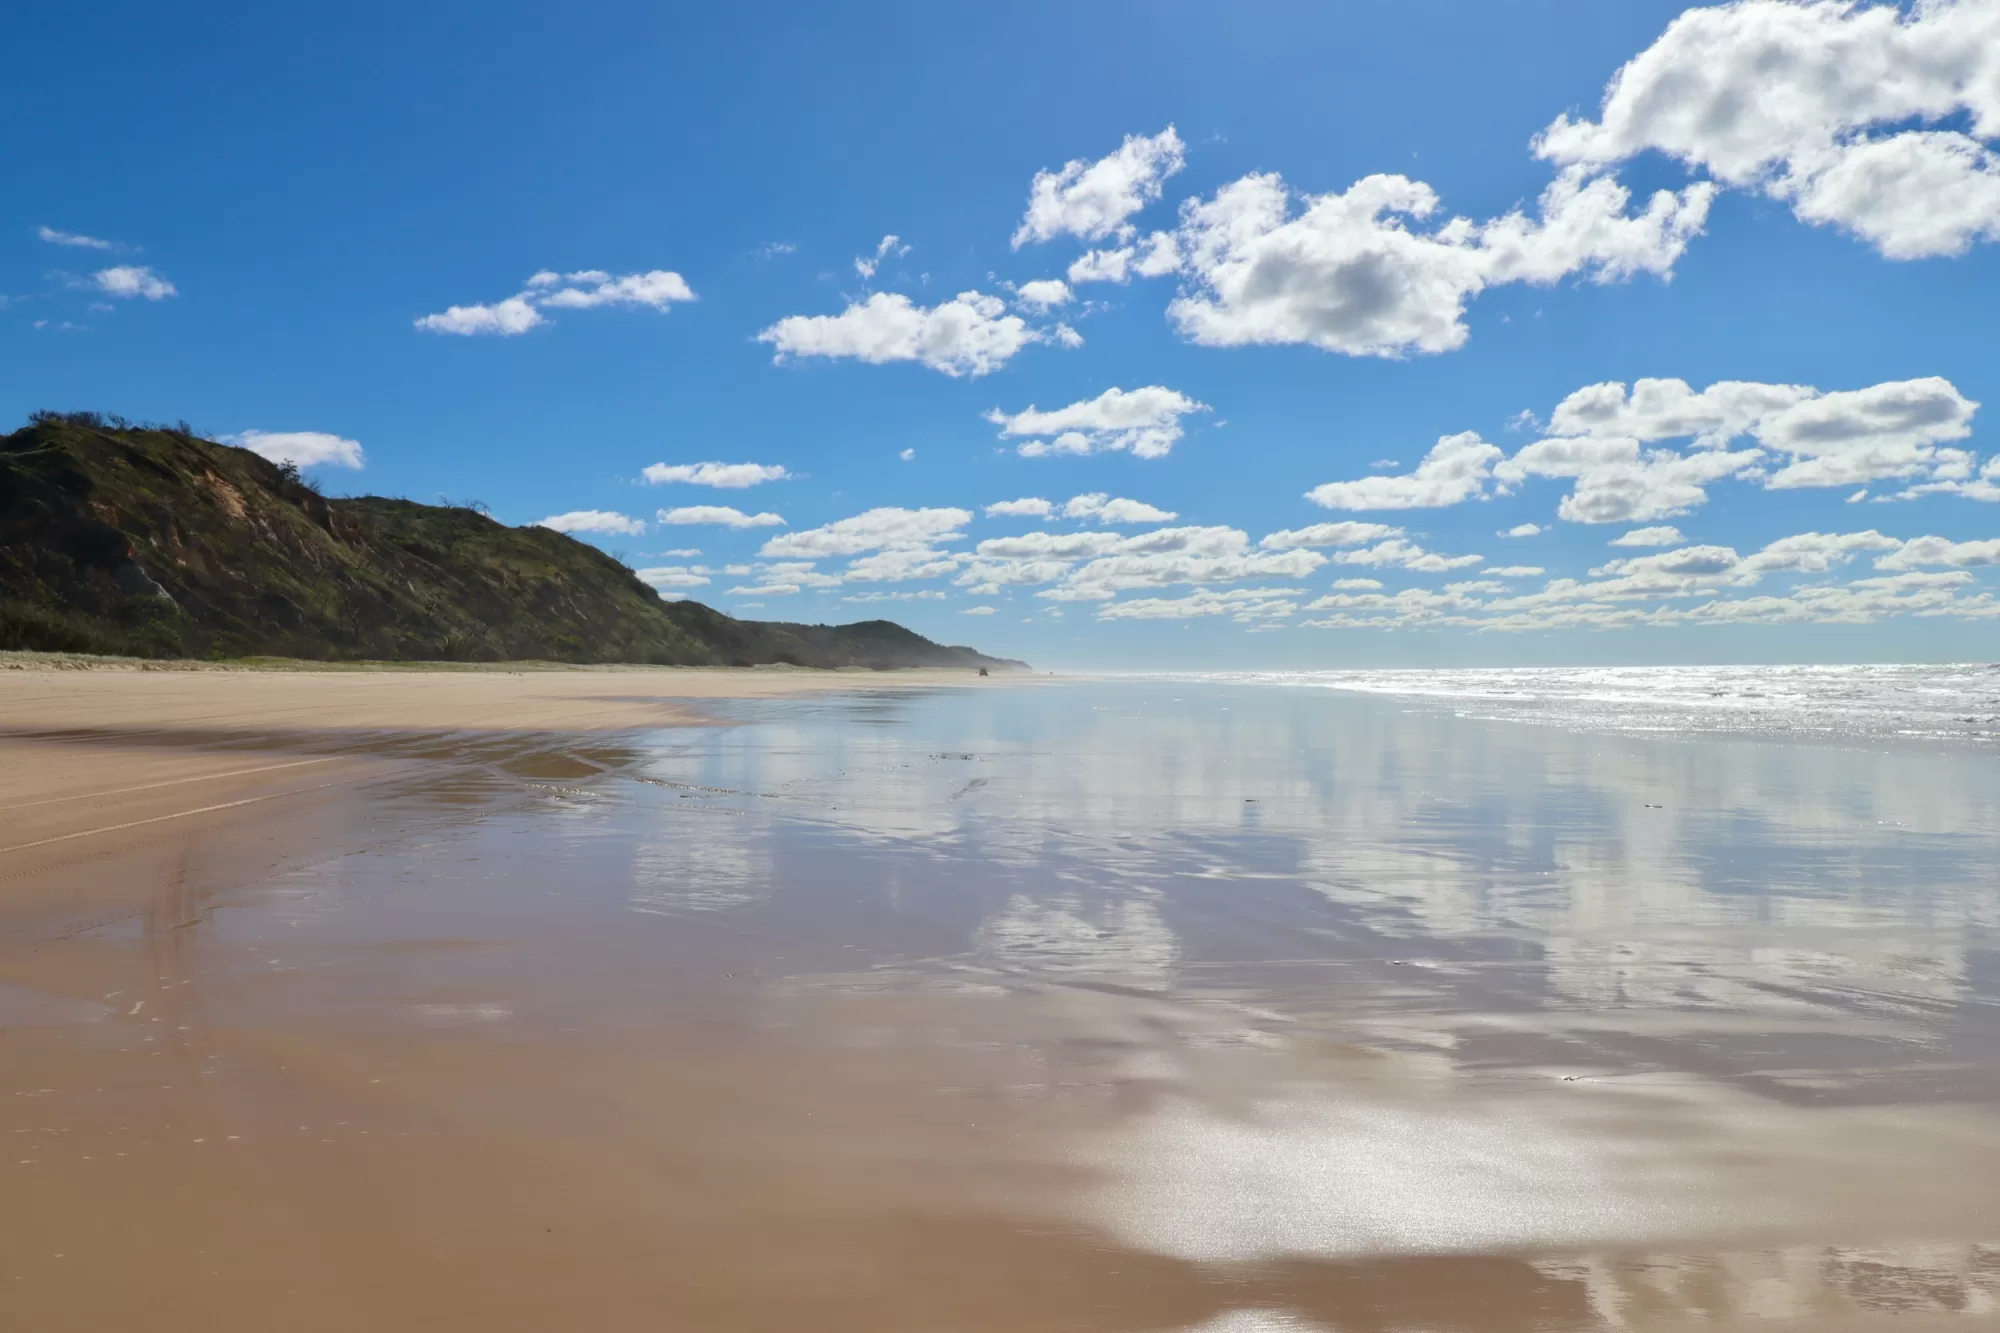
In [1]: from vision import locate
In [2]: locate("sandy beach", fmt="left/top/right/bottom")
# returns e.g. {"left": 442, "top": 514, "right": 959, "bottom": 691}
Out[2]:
{"left": 2, "top": 666, "right": 1996, "bottom": 1332}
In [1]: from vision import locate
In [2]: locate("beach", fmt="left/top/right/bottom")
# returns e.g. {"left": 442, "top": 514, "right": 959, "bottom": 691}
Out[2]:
{"left": 2, "top": 664, "right": 1997, "bottom": 1331}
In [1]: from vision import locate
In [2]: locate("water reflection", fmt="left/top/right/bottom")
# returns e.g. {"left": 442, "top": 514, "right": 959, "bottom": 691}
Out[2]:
{"left": 96, "top": 679, "right": 2000, "bottom": 1330}
{"left": 602, "top": 681, "right": 2000, "bottom": 1319}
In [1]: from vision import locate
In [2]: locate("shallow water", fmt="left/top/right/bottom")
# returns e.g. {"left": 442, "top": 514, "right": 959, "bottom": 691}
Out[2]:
{"left": 6, "top": 678, "right": 2000, "bottom": 1330}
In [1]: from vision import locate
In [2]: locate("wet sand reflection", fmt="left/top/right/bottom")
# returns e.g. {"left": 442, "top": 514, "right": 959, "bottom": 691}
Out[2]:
{"left": 2, "top": 680, "right": 1997, "bottom": 1330}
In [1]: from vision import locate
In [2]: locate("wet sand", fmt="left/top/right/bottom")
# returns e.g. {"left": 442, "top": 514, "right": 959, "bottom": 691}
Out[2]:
{"left": 2, "top": 673, "right": 1997, "bottom": 1330}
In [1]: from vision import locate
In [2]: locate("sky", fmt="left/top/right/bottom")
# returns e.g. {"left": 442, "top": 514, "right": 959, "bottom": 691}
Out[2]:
{"left": 6, "top": 0, "right": 2000, "bottom": 668}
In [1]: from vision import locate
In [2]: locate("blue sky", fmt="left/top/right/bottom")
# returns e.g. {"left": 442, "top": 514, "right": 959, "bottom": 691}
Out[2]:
{"left": 7, "top": 0, "right": 1999, "bottom": 667}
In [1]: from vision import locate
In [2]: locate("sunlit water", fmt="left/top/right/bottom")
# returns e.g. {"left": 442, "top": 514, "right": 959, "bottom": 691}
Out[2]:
{"left": 1146, "top": 662, "right": 2000, "bottom": 744}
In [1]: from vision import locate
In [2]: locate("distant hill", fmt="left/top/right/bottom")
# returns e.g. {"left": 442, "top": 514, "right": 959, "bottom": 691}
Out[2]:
{"left": 0, "top": 413, "right": 1025, "bottom": 671}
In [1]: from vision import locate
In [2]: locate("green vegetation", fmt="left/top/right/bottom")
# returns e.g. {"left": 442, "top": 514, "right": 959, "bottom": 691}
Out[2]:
{"left": 0, "top": 413, "right": 1024, "bottom": 671}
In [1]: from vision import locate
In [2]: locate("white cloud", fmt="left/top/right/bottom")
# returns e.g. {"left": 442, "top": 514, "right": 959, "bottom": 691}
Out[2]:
{"left": 1330, "top": 538, "right": 1484, "bottom": 572}
{"left": 1065, "top": 231, "right": 1182, "bottom": 285}
{"left": 1013, "top": 126, "right": 1186, "bottom": 247}
{"left": 843, "top": 590, "right": 947, "bottom": 603}
{"left": 1168, "top": 166, "right": 1711, "bottom": 357}
{"left": 1306, "top": 432, "right": 1500, "bottom": 509}
{"left": 760, "top": 506, "right": 971, "bottom": 558}
{"left": 414, "top": 296, "right": 544, "bottom": 336}
{"left": 961, "top": 605, "right": 997, "bottom": 616}
{"left": 1063, "top": 493, "right": 1178, "bottom": 524}
{"left": 1484, "top": 565, "right": 1545, "bottom": 577}
{"left": 1875, "top": 535, "right": 2000, "bottom": 571}
{"left": 1332, "top": 376, "right": 1986, "bottom": 526}
{"left": 1535, "top": 0, "right": 2000, "bottom": 259}
{"left": 843, "top": 547, "right": 965, "bottom": 583}
{"left": 1259, "top": 521, "right": 1404, "bottom": 549}
{"left": 854, "top": 234, "right": 910, "bottom": 280}
{"left": 958, "top": 524, "right": 1326, "bottom": 601}
{"left": 1526, "top": 375, "right": 1981, "bottom": 516}
{"left": 39, "top": 226, "right": 116, "bottom": 250}
{"left": 222, "top": 429, "right": 364, "bottom": 470}
{"left": 1500, "top": 523, "right": 1543, "bottom": 537}
{"left": 899, "top": 447, "right": 916, "bottom": 461}
{"left": 641, "top": 461, "right": 790, "bottom": 488}
{"left": 1498, "top": 437, "right": 1763, "bottom": 523}
{"left": 985, "top": 497, "right": 1054, "bottom": 518}
{"left": 536, "top": 270, "right": 694, "bottom": 310}
{"left": 1095, "top": 587, "right": 1303, "bottom": 622}
{"left": 658, "top": 506, "right": 786, "bottom": 528}
{"left": 1612, "top": 525, "right": 1685, "bottom": 547}
{"left": 758, "top": 291, "right": 1052, "bottom": 377}
{"left": 660, "top": 548, "right": 701, "bottom": 557}
{"left": 94, "top": 266, "right": 175, "bottom": 300}
{"left": 634, "top": 565, "right": 712, "bottom": 589}
{"left": 1015, "top": 279, "right": 1072, "bottom": 310}
{"left": 751, "top": 561, "right": 841, "bottom": 588}
{"left": 987, "top": 385, "right": 1209, "bottom": 459}
{"left": 1288, "top": 525, "right": 2000, "bottom": 632}
{"left": 533, "top": 510, "right": 646, "bottom": 536}
{"left": 416, "top": 268, "right": 693, "bottom": 336}
{"left": 1756, "top": 378, "right": 1980, "bottom": 488}
{"left": 1898, "top": 454, "right": 2000, "bottom": 503}
{"left": 1333, "top": 578, "right": 1384, "bottom": 590}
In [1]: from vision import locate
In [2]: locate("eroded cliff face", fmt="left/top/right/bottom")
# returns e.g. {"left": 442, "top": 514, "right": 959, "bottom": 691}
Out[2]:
{"left": 0, "top": 415, "right": 1023, "bottom": 670}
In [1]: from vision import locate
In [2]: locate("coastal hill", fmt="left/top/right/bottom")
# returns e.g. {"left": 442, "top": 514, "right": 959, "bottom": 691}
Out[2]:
{"left": 0, "top": 413, "right": 1025, "bottom": 670}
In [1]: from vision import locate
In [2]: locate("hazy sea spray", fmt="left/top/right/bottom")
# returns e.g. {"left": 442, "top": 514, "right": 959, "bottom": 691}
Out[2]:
{"left": 1143, "top": 663, "right": 2000, "bottom": 744}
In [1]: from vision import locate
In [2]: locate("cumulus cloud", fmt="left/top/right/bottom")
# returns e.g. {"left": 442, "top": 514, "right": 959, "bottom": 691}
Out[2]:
{"left": 1496, "top": 435, "right": 1762, "bottom": 523}
{"left": 1063, "top": 493, "right": 1178, "bottom": 523}
{"left": 1307, "top": 433, "right": 1500, "bottom": 509}
{"left": 94, "top": 266, "right": 176, "bottom": 300}
{"left": 416, "top": 268, "right": 694, "bottom": 336}
{"left": 1014, "top": 279, "right": 1072, "bottom": 310}
{"left": 1536, "top": 0, "right": 2000, "bottom": 259}
{"left": 985, "top": 497, "right": 1054, "bottom": 518}
{"left": 1501, "top": 523, "right": 1544, "bottom": 537}
{"left": 39, "top": 226, "right": 117, "bottom": 250}
{"left": 1876, "top": 534, "right": 2000, "bottom": 571}
{"left": 1292, "top": 528, "right": 2000, "bottom": 632}
{"left": 658, "top": 506, "right": 786, "bottom": 528}
{"left": 1484, "top": 565, "right": 1545, "bottom": 577}
{"left": 957, "top": 524, "right": 1326, "bottom": 601}
{"left": 960, "top": 605, "right": 997, "bottom": 616}
{"left": 221, "top": 429, "right": 364, "bottom": 470}
{"left": 641, "top": 461, "right": 790, "bottom": 488}
{"left": 1013, "top": 126, "right": 1186, "bottom": 247}
{"left": 854, "top": 234, "right": 910, "bottom": 280}
{"left": 414, "top": 297, "right": 543, "bottom": 336}
{"left": 843, "top": 547, "right": 965, "bottom": 583}
{"left": 534, "top": 270, "right": 695, "bottom": 310}
{"left": 760, "top": 507, "right": 971, "bottom": 558}
{"left": 1096, "top": 587, "right": 1304, "bottom": 623}
{"left": 1311, "top": 375, "right": 1986, "bottom": 524}
{"left": 634, "top": 565, "right": 711, "bottom": 590}
{"left": 1258, "top": 521, "right": 1404, "bottom": 549}
{"left": 1612, "top": 525, "right": 1685, "bottom": 547}
{"left": 1167, "top": 165, "right": 1712, "bottom": 357}
{"left": 533, "top": 510, "right": 646, "bottom": 536}
{"left": 986, "top": 385, "right": 1209, "bottom": 459}
{"left": 1330, "top": 538, "right": 1484, "bottom": 572}
{"left": 1066, "top": 231, "right": 1182, "bottom": 285}
{"left": 758, "top": 291, "right": 1055, "bottom": 377}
